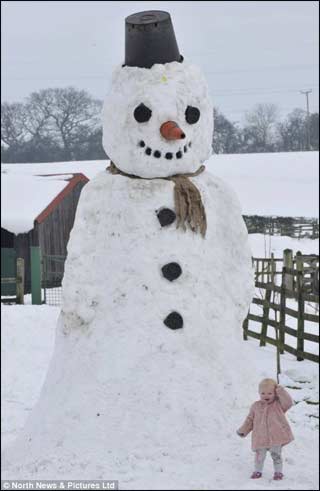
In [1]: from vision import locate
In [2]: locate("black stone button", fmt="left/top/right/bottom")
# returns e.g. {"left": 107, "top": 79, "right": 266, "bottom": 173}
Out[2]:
{"left": 157, "top": 208, "right": 176, "bottom": 227}
{"left": 164, "top": 312, "right": 183, "bottom": 330}
{"left": 161, "top": 262, "right": 182, "bottom": 281}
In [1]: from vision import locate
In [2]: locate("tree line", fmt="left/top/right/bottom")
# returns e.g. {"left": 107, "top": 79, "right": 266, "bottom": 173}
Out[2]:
{"left": 1, "top": 87, "right": 319, "bottom": 163}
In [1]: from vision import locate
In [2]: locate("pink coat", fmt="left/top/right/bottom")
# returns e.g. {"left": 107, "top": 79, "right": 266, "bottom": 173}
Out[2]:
{"left": 237, "top": 386, "right": 294, "bottom": 450}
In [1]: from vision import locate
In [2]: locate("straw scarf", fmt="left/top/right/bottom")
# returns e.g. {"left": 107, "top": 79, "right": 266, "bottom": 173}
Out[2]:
{"left": 107, "top": 162, "right": 207, "bottom": 237}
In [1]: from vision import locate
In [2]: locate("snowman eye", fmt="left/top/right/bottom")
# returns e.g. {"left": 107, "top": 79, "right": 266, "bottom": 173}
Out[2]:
{"left": 134, "top": 103, "right": 152, "bottom": 123}
{"left": 185, "top": 106, "right": 200, "bottom": 124}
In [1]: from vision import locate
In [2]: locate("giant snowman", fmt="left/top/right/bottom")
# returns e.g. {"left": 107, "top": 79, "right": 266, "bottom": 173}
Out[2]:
{"left": 3, "top": 11, "right": 255, "bottom": 489}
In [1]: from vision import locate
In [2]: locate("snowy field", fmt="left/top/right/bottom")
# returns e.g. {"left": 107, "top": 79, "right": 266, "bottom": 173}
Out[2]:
{"left": 2, "top": 232, "right": 319, "bottom": 490}
{"left": 209, "top": 151, "right": 319, "bottom": 218}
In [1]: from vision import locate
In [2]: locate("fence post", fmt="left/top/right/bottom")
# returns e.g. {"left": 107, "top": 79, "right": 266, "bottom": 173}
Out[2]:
{"left": 283, "top": 249, "right": 293, "bottom": 295}
{"left": 31, "top": 246, "right": 42, "bottom": 305}
{"left": 42, "top": 255, "right": 47, "bottom": 305}
{"left": 260, "top": 287, "right": 271, "bottom": 346}
{"left": 16, "top": 258, "right": 25, "bottom": 305}
{"left": 271, "top": 253, "right": 276, "bottom": 285}
{"left": 267, "top": 258, "right": 271, "bottom": 283}
{"left": 309, "top": 257, "right": 318, "bottom": 295}
{"left": 255, "top": 259, "right": 259, "bottom": 282}
{"left": 296, "top": 257, "right": 305, "bottom": 361}
{"left": 295, "top": 251, "right": 303, "bottom": 294}
{"left": 279, "top": 268, "right": 286, "bottom": 354}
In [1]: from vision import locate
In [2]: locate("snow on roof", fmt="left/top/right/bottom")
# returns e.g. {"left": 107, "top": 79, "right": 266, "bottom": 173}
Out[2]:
{"left": 1, "top": 160, "right": 107, "bottom": 180}
{"left": 1, "top": 152, "right": 318, "bottom": 234}
{"left": 1, "top": 173, "right": 79, "bottom": 235}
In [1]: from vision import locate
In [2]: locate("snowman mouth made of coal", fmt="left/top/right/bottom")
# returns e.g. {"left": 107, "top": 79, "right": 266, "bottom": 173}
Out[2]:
{"left": 138, "top": 138, "right": 192, "bottom": 160}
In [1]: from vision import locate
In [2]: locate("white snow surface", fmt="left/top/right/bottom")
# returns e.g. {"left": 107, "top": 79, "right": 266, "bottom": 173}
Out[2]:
{"left": 1, "top": 160, "right": 106, "bottom": 180}
{"left": 2, "top": 168, "right": 257, "bottom": 487}
{"left": 1, "top": 173, "right": 69, "bottom": 234}
{"left": 2, "top": 299, "right": 318, "bottom": 490}
{"left": 103, "top": 62, "right": 213, "bottom": 178}
{"left": 1, "top": 305, "right": 58, "bottom": 448}
{"left": 207, "top": 151, "right": 319, "bottom": 218}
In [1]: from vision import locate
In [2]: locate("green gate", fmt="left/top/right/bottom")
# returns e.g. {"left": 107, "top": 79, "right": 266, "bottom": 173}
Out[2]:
{"left": 42, "top": 254, "right": 66, "bottom": 305}
{"left": 1, "top": 248, "right": 17, "bottom": 296}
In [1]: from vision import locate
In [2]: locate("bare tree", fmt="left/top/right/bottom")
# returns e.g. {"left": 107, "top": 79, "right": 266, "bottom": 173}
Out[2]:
{"left": 309, "top": 112, "right": 319, "bottom": 151}
{"left": 1, "top": 102, "right": 27, "bottom": 147}
{"left": 212, "top": 108, "right": 241, "bottom": 154}
{"left": 23, "top": 100, "right": 52, "bottom": 141}
{"left": 26, "top": 87, "right": 102, "bottom": 160}
{"left": 276, "top": 108, "right": 306, "bottom": 152}
{"left": 244, "top": 103, "right": 279, "bottom": 152}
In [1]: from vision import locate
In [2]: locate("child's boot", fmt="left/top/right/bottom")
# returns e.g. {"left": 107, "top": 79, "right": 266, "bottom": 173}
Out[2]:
{"left": 273, "top": 472, "right": 283, "bottom": 480}
{"left": 251, "top": 471, "right": 262, "bottom": 479}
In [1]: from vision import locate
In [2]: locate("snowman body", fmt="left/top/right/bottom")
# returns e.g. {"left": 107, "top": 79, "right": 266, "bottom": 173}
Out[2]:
{"left": 3, "top": 169, "right": 254, "bottom": 483}
{"left": 62, "top": 169, "right": 253, "bottom": 344}
{"left": 3, "top": 60, "right": 255, "bottom": 485}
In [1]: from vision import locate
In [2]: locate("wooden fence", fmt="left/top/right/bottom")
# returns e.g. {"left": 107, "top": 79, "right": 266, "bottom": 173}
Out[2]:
{"left": 1, "top": 257, "right": 25, "bottom": 304}
{"left": 253, "top": 250, "right": 319, "bottom": 295}
{"left": 243, "top": 251, "right": 319, "bottom": 363}
{"left": 243, "top": 215, "right": 319, "bottom": 239}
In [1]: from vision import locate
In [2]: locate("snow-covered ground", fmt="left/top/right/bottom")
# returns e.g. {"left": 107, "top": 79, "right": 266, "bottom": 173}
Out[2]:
{"left": 1, "top": 232, "right": 319, "bottom": 489}
{"left": 249, "top": 233, "right": 319, "bottom": 258}
{"left": 209, "top": 151, "right": 319, "bottom": 218}
{"left": 1, "top": 305, "right": 58, "bottom": 448}
{"left": 2, "top": 304, "right": 318, "bottom": 489}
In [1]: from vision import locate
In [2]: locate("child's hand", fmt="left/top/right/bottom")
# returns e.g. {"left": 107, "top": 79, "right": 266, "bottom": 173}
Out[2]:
{"left": 236, "top": 430, "right": 245, "bottom": 438}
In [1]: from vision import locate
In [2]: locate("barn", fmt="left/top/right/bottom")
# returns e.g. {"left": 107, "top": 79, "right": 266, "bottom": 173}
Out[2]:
{"left": 1, "top": 172, "right": 89, "bottom": 296}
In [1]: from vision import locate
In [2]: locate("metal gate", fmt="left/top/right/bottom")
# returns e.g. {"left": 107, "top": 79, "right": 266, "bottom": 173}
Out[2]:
{"left": 1, "top": 248, "right": 17, "bottom": 297}
{"left": 42, "top": 254, "right": 66, "bottom": 305}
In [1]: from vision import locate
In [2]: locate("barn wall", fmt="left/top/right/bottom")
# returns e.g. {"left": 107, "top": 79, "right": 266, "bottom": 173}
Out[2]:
{"left": 2, "top": 179, "right": 87, "bottom": 294}
{"left": 1, "top": 228, "right": 14, "bottom": 248}
{"left": 38, "top": 180, "right": 86, "bottom": 258}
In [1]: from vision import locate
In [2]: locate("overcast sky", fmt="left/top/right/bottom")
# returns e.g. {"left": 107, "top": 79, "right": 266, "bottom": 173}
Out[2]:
{"left": 2, "top": 0, "right": 319, "bottom": 123}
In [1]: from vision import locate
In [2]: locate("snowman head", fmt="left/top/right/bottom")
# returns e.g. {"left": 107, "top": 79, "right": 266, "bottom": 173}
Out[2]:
{"left": 103, "top": 61, "right": 213, "bottom": 178}
{"left": 102, "top": 10, "right": 213, "bottom": 178}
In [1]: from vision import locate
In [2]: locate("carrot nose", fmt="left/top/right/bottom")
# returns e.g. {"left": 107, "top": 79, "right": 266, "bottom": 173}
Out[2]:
{"left": 160, "top": 121, "right": 186, "bottom": 140}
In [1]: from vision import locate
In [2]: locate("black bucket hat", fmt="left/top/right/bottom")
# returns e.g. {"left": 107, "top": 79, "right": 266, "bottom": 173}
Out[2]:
{"left": 124, "top": 10, "right": 183, "bottom": 68}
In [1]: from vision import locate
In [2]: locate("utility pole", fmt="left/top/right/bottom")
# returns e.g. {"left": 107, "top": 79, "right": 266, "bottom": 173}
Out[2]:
{"left": 300, "top": 89, "right": 312, "bottom": 150}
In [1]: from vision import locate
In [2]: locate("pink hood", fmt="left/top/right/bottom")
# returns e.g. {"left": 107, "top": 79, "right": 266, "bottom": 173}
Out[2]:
{"left": 238, "top": 386, "right": 294, "bottom": 450}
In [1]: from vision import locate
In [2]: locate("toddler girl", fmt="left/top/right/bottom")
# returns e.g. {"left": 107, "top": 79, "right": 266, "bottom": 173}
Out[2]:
{"left": 237, "top": 378, "right": 294, "bottom": 480}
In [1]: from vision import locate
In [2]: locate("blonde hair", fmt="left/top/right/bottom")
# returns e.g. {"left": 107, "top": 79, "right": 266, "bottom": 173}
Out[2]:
{"left": 259, "top": 378, "right": 277, "bottom": 391}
